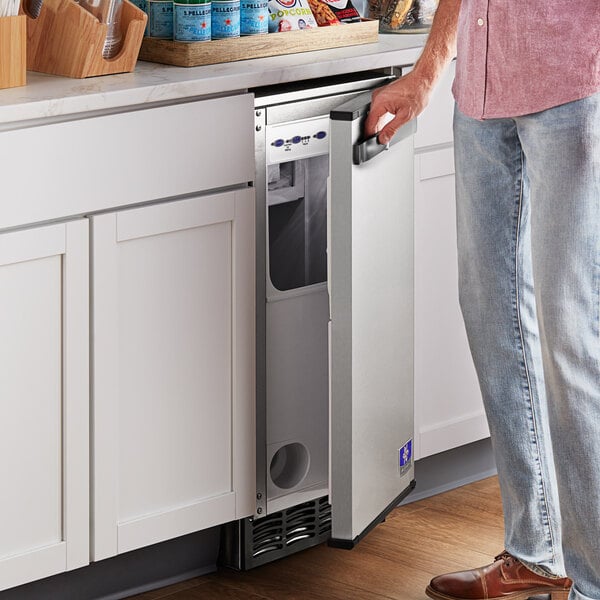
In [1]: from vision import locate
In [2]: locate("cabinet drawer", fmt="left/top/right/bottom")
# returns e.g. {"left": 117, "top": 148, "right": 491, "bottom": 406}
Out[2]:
{"left": 0, "top": 94, "right": 254, "bottom": 230}
{"left": 417, "top": 146, "right": 455, "bottom": 181}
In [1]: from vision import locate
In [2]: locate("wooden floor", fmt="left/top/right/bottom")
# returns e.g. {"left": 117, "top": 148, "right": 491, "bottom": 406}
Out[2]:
{"left": 128, "top": 477, "right": 504, "bottom": 600}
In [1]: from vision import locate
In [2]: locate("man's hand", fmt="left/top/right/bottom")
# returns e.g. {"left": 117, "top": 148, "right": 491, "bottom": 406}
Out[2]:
{"left": 363, "top": 0, "right": 461, "bottom": 145}
{"left": 364, "top": 70, "right": 434, "bottom": 144}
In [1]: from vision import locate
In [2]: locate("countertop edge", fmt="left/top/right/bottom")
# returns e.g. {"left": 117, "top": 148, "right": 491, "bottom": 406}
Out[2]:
{"left": 0, "top": 35, "right": 426, "bottom": 125}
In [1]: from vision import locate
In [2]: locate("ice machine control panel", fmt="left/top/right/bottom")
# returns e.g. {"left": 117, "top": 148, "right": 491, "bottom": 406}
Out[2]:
{"left": 266, "top": 116, "right": 330, "bottom": 165}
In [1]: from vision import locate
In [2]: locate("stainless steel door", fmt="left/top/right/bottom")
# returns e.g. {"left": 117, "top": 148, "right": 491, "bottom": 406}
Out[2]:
{"left": 255, "top": 72, "right": 399, "bottom": 519}
{"left": 328, "top": 94, "right": 416, "bottom": 547}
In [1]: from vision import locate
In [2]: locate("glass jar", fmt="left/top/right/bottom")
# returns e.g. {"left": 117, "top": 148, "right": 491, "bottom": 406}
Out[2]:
{"left": 368, "top": 0, "right": 438, "bottom": 33}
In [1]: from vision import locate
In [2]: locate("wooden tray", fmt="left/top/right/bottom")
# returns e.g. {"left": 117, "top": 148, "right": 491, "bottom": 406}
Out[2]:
{"left": 138, "top": 18, "right": 378, "bottom": 67}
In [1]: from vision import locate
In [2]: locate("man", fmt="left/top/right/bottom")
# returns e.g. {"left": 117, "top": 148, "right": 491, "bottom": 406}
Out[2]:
{"left": 365, "top": 2, "right": 600, "bottom": 600}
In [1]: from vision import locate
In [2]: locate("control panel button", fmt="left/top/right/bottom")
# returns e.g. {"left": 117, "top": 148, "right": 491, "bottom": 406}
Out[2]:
{"left": 314, "top": 131, "right": 327, "bottom": 140}
{"left": 271, "top": 139, "right": 285, "bottom": 147}
{"left": 291, "top": 135, "right": 302, "bottom": 144}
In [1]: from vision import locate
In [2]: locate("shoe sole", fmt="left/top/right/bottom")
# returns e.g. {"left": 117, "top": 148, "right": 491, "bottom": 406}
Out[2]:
{"left": 425, "top": 585, "right": 570, "bottom": 600}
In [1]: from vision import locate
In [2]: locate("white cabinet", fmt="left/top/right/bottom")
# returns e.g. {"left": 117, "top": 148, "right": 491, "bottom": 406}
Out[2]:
{"left": 91, "top": 189, "right": 255, "bottom": 560}
{"left": 0, "top": 220, "right": 89, "bottom": 591}
{"left": 413, "top": 61, "right": 489, "bottom": 460}
{"left": 0, "top": 90, "right": 256, "bottom": 590}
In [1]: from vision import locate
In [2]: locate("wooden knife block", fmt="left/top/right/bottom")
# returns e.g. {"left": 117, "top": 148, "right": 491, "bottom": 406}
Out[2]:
{"left": 26, "top": 0, "right": 147, "bottom": 78}
{"left": 0, "top": 15, "right": 27, "bottom": 89}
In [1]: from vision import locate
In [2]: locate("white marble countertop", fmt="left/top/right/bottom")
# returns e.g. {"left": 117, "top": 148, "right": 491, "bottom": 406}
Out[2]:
{"left": 0, "top": 33, "right": 426, "bottom": 125}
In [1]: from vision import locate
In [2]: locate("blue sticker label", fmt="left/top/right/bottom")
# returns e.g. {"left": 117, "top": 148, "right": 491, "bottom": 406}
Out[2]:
{"left": 399, "top": 440, "right": 412, "bottom": 470}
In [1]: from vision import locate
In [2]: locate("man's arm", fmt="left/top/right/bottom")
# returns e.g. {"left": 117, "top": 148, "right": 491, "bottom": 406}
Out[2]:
{"left": 364, "top": 0, "right": 461, "bottom": 144}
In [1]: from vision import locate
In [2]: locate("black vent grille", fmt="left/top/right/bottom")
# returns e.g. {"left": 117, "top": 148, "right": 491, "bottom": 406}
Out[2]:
{"left": 318, "top": 496, "right": 332, "bottom": 536}
{"left": 220, "top": 496, "right": 332, "bottom": 570}
{"left": 252, "top": 514, "right": 284, "bottom": 557}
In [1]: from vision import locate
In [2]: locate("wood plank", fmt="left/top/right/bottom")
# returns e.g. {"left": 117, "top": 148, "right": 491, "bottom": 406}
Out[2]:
{"left": 209, "top": 552, "right": 396, "bottom": 600}
{"left": 188, "top": 581, "right": 271, "bottom": 599}
{"left": 138, "top": 19, "right": 378, "bottom": 67}
{"left": 266, "top": 542, "right": 443, "bottom": 600}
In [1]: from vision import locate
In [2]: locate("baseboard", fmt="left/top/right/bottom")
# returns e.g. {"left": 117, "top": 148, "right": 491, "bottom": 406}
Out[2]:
{"left": 97, "top": 567, "right": 215, "bottom": 600}
{"left": 402, "top": 437, "right": 497, "bottom": 505}
{"left": 417, "top": 411, "right": 490, "bottom": 459}
{"left": 0, "top": 528, "right": 221, "bottom": 600}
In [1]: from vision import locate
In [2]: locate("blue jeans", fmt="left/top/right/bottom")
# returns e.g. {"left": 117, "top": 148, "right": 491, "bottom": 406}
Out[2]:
{"left": 454, "top": 92, "right": 600, "bottom": 600}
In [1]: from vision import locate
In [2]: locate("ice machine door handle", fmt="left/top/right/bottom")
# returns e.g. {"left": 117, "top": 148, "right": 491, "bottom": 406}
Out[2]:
{"left": 353, "top": 133, "right": 387, "bottom": 165}
{"left": 330, "top": 95, "right": 417, "bottom": 165}
{"left": 352, "top": 120, "right": 417, "bottom": 165}
{"left": 328, "top": 91, "right": 416, "bottom": 549}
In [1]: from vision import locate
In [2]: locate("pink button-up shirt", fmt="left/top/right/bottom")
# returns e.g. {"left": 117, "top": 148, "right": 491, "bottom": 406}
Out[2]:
{"left": 452, "top": 1, "right": 600, "bottom": 119}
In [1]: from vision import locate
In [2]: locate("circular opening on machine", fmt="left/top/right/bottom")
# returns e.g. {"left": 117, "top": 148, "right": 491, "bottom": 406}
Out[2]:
{"left": 269, "top": 442, "right": 310, "bottom": 490}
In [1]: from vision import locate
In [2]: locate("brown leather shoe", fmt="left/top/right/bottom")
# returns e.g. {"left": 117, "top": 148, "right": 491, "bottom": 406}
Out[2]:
{"left": 425, "top": 551, "right": 572, "bottom": 600}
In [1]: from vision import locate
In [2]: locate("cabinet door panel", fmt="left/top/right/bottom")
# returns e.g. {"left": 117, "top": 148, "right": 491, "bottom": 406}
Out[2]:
{"left": 414, "top": 61, "right": 456, "bottom": 150}
{"left": 413, "top": 151, "right": 489, "bottom": 459}
{"left": 117, "top": 220, "right": 233, "bottom": 520}
{"left": 0, "top": 221, "right": 89, "bottom": 591}
{"left": 92, "top": 190, "right": 255, "bottom": 560}
{"left": 0, "top": 255, "right": 63, "bottom": 558}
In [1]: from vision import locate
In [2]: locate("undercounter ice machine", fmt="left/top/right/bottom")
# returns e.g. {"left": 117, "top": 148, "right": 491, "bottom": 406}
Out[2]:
{"left": 222, "top": 68, "right": 416, "bottom": 569}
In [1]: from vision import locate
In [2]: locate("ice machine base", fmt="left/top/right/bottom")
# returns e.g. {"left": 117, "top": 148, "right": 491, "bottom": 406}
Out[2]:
{"left": 220, "top": 496, "right": 332, "bottom": 570}
{"left": 328, "top": 479, "right": 416, "bottom": 549}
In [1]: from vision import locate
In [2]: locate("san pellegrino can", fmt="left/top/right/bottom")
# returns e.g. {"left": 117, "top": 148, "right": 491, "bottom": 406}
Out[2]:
{"left": 174, "top": 0, "right": 211, "bottom": 41}
{"left": 211, "top": 0, "right": 240, "bottom": 38}
{"left": 147, "top": 0, "right": 174, "bottom": 38}
{"left": 240, "top": 0, "right": 268, "bottom": 35}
